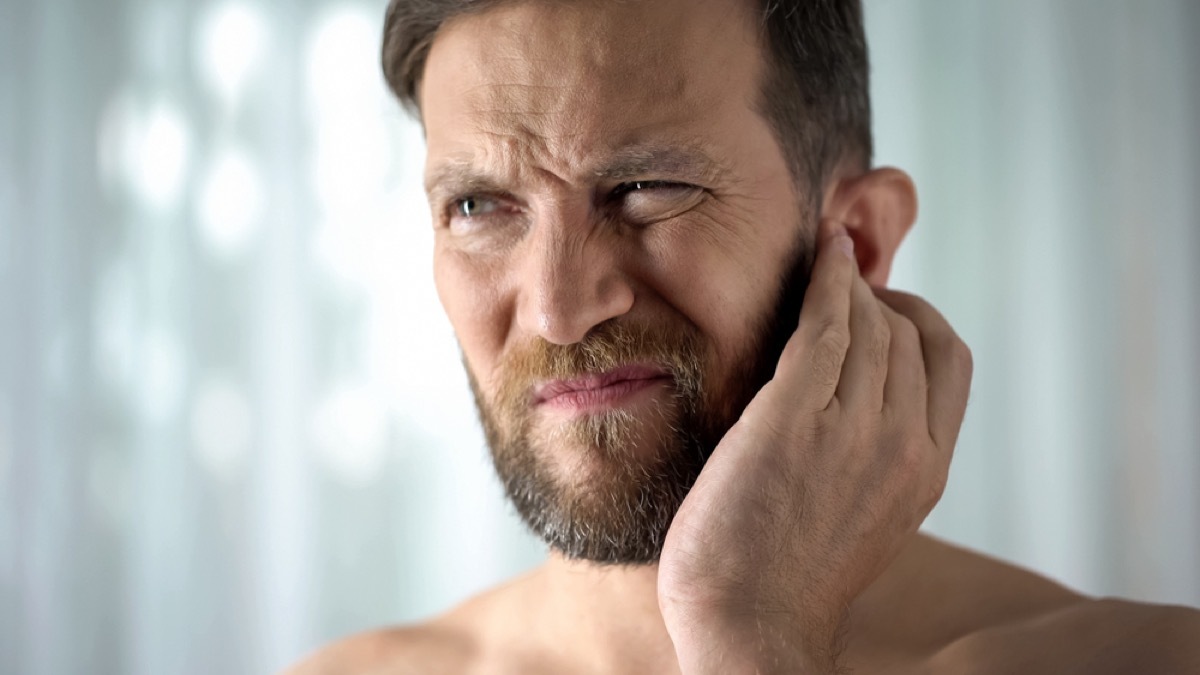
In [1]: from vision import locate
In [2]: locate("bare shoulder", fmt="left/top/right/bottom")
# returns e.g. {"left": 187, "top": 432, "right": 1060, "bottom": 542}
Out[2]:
{"left": 928, "top": 593, "right": 1200, "bottom": 674}
{"left": 280, "top": 571, "right": 540, "bottom": 675}
{"left": 281, "top": 621, "right": 478, "bottom": 675}
{"left": 871, "top": 536, "right": 1200, "bottom": 673}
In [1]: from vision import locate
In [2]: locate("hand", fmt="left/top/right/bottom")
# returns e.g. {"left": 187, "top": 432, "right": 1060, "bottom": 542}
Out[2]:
{"left": 657, "top": 220, "right": 974, "bottom": 674}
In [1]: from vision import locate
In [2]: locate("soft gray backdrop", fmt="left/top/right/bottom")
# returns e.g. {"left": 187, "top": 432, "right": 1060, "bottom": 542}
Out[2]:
{"left": 1, "top": 0, "right": 1197, "bottom": 673}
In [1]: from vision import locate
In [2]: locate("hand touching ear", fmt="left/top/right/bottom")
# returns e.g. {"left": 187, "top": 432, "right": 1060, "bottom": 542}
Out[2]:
{"left": 658, "top": 218, "right": 972, "bottom": 675}
{"left": 823, "top": 166, "right": 917, "bottom": 286}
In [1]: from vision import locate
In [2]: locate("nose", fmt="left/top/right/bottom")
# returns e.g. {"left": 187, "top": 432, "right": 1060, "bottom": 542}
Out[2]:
{"left": 515, "top": 216, "right": 635, "bottom": 345}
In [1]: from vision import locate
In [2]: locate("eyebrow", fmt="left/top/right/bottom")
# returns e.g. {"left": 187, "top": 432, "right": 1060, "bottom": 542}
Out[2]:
{"left": 592, "top": 143, "right": 728, "bottom": 183}
{"left": 424, "top": 161, "right": 505, "bottom": 202}
{"left": 424, "top": 142, "right": 730, "bottom": 200}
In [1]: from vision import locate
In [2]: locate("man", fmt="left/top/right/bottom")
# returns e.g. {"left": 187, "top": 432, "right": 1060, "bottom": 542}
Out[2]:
{"left": 289, "top": 0, "right": 1200, "bottom": 672}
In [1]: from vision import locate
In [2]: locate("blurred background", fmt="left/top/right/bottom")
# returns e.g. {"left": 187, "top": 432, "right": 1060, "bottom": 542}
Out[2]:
{"left": 1, "top": 0, "right": 1197, "bottom": 673}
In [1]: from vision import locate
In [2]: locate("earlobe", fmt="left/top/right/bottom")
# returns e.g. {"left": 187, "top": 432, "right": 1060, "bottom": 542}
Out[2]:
{"left": 821, "top": 167, "right": 917, "bottom": 287}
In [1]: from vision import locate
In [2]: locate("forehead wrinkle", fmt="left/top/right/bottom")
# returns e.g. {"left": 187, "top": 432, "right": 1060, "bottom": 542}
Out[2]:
{"left": 425, "top": 125, "right": 573, "bottom": 199}
{"left": 451, "top": 100, "right": 734, "bottom": 191}
{"left": 427, "top": 139, "right": 737, "bottom": 202}
{"left": 482, "top": 2, "right": 688, "bottom": 88}
{"left": 426, "top": 6, "right": 736, "bottom": 191}
{"left": 458, "top": 5, "right": 693, "bottom": 122}
{"left": 466, "top": 85, "right": 609, "bottom": 160}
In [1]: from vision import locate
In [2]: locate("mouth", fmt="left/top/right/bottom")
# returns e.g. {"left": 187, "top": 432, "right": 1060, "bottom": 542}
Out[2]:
{"left": 532, "top": 364, "right": 673, "bottom": 413}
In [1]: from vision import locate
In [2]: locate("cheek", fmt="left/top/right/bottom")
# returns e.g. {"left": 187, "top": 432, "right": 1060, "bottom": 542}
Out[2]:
{"left": 641, "top": 256, "right": 772, "bottom": 384}
{"left": 642, "top": 210, "right": 792, "bottom": 365}
{"left": 434, "top": 248, "right": 509, "bottom": 381}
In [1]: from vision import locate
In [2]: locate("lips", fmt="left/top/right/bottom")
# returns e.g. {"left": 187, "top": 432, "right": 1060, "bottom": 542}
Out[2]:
{"left": 532, "top": 364, "right": 672, "bottom": 411}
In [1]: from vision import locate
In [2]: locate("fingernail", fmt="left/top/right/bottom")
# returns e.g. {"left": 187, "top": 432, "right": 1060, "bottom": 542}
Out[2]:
{"left": 835, "top": 232, "right": 855, "bottom": 260}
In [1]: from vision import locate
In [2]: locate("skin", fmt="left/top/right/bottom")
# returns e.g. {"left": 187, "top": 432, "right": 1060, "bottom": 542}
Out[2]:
{"left": 286, "top": 0, "right": 1200, "bottom": 672}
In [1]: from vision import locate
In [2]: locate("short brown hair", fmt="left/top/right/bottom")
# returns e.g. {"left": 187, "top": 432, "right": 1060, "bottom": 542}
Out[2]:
{"left": 380, "top": 0, "right": 871, "bottom": 192}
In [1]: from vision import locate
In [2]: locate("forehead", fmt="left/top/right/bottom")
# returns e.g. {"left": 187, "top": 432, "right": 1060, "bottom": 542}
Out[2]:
{"left": 420, "top": 0, "right": 767, "bottom": 186}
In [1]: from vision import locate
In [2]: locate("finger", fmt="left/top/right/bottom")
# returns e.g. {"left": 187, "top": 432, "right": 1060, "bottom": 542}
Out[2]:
{"left": 876, "top": 298, "right": 927, "bottom": 422}
{"left": 873, "top": 288, "right": 973, "bottom": 455}
{"left": 776, "top": 219, "right": 855, "bottom": 410}
{"left": 833, "top": 270, "right": 889, "bottom": 412}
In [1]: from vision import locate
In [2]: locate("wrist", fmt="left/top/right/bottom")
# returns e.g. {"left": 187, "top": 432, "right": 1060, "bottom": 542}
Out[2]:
{"left": 665, "top": 606, "right": 845, "bottom": 675}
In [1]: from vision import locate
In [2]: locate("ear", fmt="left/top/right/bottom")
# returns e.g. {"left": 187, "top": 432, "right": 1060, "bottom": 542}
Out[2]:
{"left": 820, "top": 167, "right": 917, "bottom": 287}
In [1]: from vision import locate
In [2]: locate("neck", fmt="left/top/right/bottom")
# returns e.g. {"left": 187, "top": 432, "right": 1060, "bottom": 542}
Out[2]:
{"left": 531, "top": 553, "right": 682, "bottom": 674}
{"left": 519, "top": 536, "right": 931, "bottom": 673}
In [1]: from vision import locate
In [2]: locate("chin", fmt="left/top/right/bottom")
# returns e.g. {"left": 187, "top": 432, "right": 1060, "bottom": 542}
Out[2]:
{"left": 533, "top": 402, "right": 682, "bottom": 467}
{"left": 489, "top": 404, "right": 705, "bottom": 565}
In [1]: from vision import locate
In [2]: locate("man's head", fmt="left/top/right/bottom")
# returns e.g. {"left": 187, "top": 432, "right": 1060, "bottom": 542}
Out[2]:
{"left": 382, "top": 0, "right": 916, "bottom": 564}
{"left": 383, "top": 0, "right": 872, "bottom": 195}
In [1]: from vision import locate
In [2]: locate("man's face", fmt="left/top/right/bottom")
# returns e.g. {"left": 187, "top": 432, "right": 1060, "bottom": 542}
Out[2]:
{"left": 421, "top": 0, "right": 813, "bottom": 563}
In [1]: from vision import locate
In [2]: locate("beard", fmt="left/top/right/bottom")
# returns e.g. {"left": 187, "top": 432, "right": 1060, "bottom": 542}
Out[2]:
{"left": 466, "top": 228, "right": 814, "bottom": 565}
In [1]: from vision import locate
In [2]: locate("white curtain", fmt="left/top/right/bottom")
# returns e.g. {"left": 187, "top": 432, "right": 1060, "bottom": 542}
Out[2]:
{"left": 871, "top": 0, "right": 1200, "bottom": 605}
{"left": 0, "top": 1, "right": 1195, "bottom": 673}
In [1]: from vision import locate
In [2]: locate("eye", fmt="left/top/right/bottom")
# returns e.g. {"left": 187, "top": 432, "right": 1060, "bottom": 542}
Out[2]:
{"left": 453, "top": 195, "right": 500, "bottom": 219}
{"left": 611, "top": 180, "right": 693, "bottom": 197}
{"left": 444, "top": 194, "right": 516, "bottom": 235}
{"left": 611, "top": 181, "right": 705, "bottom": 223}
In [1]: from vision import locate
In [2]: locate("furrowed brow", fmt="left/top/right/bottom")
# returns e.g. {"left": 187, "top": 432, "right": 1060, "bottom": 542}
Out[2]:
{"left": 424, "top": 143, "right": 729, "bottom": 198}
{"left": 594, "top": 144, "right": 727, "bottom": 183}
{"left": 424, "top": 161, "right": 505, "bottom": 201}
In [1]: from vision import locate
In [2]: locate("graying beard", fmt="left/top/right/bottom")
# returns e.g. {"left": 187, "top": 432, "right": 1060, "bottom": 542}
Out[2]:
{"left": 494, "top": 391, "right": 700, "bottom": 565}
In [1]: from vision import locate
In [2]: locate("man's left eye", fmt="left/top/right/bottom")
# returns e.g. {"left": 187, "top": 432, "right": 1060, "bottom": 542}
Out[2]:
{"left": 612, "top": 180, "right": 694, "bottom": 197}
{"left": 611, "top": 181, "right": 704, "bottom": 223}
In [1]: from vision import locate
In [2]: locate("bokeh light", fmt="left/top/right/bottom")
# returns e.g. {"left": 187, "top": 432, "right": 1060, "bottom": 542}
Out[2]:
{"left": 196, "top": 2, "right": 268, "bottom": 107}
{"left": 196, "top": 149, "right": 265, "bottom": 259}
{"left": 305, "top": 8, "right": 381, "bottom": 114}
{"left": 132, "top": 103, "right": 191, "bottom": 210}
{"left": 190, "top": 375, "right": 253, "bottom": 481}
{"left": 306, "top": 6, "right": 393, "bottom": 212}
{"left": 98, "top": 94, "right": 193, "bottom": 211}
{"left": 311, "top": 116, "right": 390, "bottom": 211}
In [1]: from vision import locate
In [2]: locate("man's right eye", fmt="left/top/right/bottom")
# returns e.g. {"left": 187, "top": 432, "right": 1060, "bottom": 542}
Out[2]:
{"left": 453, "top": 196, "right": 500, "bottom": 218}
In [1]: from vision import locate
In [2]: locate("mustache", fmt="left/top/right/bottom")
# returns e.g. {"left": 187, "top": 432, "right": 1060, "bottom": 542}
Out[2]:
{"left": 493, "top": 319, "right": 706, "bottom": 409}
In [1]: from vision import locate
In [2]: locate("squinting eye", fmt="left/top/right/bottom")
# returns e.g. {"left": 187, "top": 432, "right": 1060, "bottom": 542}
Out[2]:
{"left": 613, "top": 180, "right": 691, "bottom": 196}
{"left": 612, "top": 181, "right": 704, "bottom": 223}
{"left": 454, "top": 196, "right": 499, "bottom": 218}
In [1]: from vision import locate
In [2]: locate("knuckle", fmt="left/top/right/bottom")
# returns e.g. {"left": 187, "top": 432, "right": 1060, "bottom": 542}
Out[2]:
{"left": 801, "top": 317, "right": 849, "bottom": 369}
{"left": 810, "top": 407, "right": 842, "bottom": 438}
{"left": 931, "top": 332, "right": 971, "bottom": 366}
{"left": 868, "top": 322, "right": 891, "bottom": 368}
{"left": 927, "top": 466, "right": 949, "bottom": 505}
{"left": 817, "top": 321, "right": 851, "bottom": 353}
{"left": 807, "top": 323, "right": 850, "bottom": 384}
{"left": 810, "top": 350, "right": 842, "bottom": 390}
{"left": 935, "top": 336, "right": 974, "bottom": 386}
{"left": 894, "top": 437, "right": 928, "bottom": 479}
